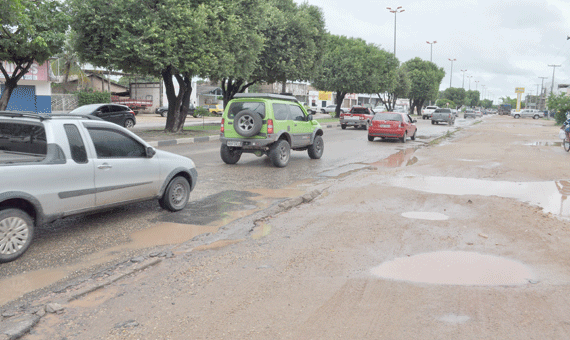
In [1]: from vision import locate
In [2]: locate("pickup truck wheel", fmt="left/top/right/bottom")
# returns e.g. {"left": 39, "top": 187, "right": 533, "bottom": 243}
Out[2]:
{"left": 401, "top": 131, "right": 407, "bottom": 143}
{"left": 233, "top": 110, "right": 262, "bottom": 137}
{"left": 220, "top": 144, "right": 242, "bottom": 164}
{"left": 124, "top": 119, "right": 135, "bottom": 128}
{"left": 308, "top": 135, "right": 324, "bottom": 159}
{"left": 160, "top": 176, "right": 190, "bottom": 212}
{"left": 0, "top": 209, "right": 34, "bottom": 263}
{"left": 431, "top": 120, "right": 435, "bottom": 125}
{"left": 269, "top": 140, "right": 290, "bottom": 167}
{"left": 161, "top": 111, "right": 166, "bottom": 117}
{"left": 514, "top": 114, "right": 520, "bottom": 119}
{"left": 533, "top": 115, "right": 539, "bottom": 119}
{"left": 341, "top": 124, "right": 346, "bottom": 130}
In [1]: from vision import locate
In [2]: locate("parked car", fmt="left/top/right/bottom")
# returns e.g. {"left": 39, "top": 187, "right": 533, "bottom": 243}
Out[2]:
{"left": 372, "top": 105, "right": 386, "bottom": 113}
{"left": 205, "top": 104, "right": 224, "bottom": 116}
{"left": 220, "top": 93, "right": 324, "bottom": 167}
{"left": 69, "top": 103, "right": 136, "bottom": 128}
{"left": 464, "top": 109, "right": 481, "bottom": 119}
{"left": 368, "top": 112, "right": 417, "bottom": 143}
{"left": 303, "top": 103, "right": 318, "bottom": 114}
{"left": 321, "top": 105, "right": 347, "bottom": 114}
{"left": 422, "top": 106, "right": 438, "bottom": 120}
{"left": 0, "top": 111, "right": 198, "bottom": 262}
{"left": 511, "top": 109, "right": 544, "bottom": 119}
{"left": 340, "top": 106, "right": 374, "bottom": 130}
{"left": 431, "top": 108, "right": 455, "bottom": 125}
{"left": 156, "top": 104, "right": 197, "bottom": 117}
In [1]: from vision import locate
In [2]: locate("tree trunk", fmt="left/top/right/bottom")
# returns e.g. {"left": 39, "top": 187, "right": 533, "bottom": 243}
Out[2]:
{"left": 221, "top": 78, "right": 259, "bottom": 107}
{"left": 334, "top": 90, "right": 347, "bottom": 118}
{"left": 281, "top": 80, "right": 287, "bottom": 94}
{"left": 0, "top": 61, "right": 33, "bottom": 111}
{"left": 163, "top": 67, "right": 193, "bottom": 133}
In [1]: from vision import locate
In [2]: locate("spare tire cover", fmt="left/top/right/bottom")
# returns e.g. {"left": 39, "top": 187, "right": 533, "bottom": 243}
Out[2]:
{"left": 233, "top": 110, "right": 263, "bottom": 137}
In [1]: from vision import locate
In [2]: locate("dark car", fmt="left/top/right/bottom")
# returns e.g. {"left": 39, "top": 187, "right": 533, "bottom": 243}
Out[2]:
{"left": 69, "top": 103, "right": 136, "bottom": 128}
{"left": 156, "top": 104, "right": 197, "bottom": 117}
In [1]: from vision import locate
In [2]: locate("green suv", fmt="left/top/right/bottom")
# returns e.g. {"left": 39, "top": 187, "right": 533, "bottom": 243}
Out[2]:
{"left": 220, "top": 93, "right": 324, "bottom": 167}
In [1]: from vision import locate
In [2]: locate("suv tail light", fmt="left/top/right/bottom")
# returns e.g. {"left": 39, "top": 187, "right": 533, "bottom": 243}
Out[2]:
{"left": 221, "top": 118, "right": 225, "bottom": 133}
{"left": 267, "top": 119, "right": 274, "bottom": 134}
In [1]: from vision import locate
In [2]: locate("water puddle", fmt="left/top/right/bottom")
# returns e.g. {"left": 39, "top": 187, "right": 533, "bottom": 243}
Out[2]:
{"left": 192, "top": 239, "right": 243, "bottom": 251}
{"left": 370, "top": 251, "right": 536, "bottom": 286}
{"left": 438, "top": 314, "right": 470, "bottom": 324}
{"left": 524, "top": 141, "right": 562, "bottom": 147}
{"left": 251, "top": 221, "right": 272, "bottom": 239}
{"left": 370, "top": 148, "right": 418, "bottom": 168}
{"left": 386, "top": 175, "right": 570, "bottom": 218}
{"left": 320, "top": 164, "right": 370, "bottom": 177}
{"left": 401, "top": 212, "right": 449, "bottom": 220}
{"left": 0, "top": 269, "right": 68, "bottom": 306}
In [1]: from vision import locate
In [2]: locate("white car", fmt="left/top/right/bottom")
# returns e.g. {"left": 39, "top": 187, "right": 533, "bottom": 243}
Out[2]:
{"left": 321, "top": 105, "right": 347, "bottom": 114}
{"left": 0, "top": 111, "right": 198, "bottom": 262}
{"left": 422, "top": 106, "right": 438, "bottom": 119}
{"left": 511, "top": 109, "right": 544, "bottom": 119}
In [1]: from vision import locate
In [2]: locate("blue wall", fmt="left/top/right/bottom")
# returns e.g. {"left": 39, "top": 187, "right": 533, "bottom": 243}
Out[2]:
{"left": 0, "top": 85, "right": 51, "bottom": 113}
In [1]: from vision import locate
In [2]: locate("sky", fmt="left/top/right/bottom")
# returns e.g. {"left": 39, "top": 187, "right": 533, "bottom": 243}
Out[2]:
{"left": 295, "top": 0, "right": 570, "bottom": 103}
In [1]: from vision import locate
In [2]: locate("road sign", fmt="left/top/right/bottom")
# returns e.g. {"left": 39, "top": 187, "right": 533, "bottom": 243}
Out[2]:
{"left": 515, "top": 87, "right": 525, "bottom": 94}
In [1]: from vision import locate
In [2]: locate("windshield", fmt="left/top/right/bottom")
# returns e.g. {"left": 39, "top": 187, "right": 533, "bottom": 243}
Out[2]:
{"left": 69, "top": 104, "right": 101, "bottom": 114}
{"left": 350, "top": 108, "right": 369, "bottom": 114}
{"left": 373, "top": 113, "right": 402, "bottom": 122}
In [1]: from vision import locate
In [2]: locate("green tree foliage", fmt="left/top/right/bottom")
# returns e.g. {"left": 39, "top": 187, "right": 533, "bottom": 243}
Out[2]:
{"left": 548, "top": 93, "right": 570, "bottom": 124}
{"left": 480, "top": 99, "right": 493, "bottom": 108}
{"left": 77, "top": 90, "right": 110, "bottom": 106}
{"left": 377, "top": 64, "right": 408, "bottom": 112}
{"left": 440, "top": 87, "right": 466, "bottom": 109}
{"left": 313, "top": 35, "right": 396, "bottom": 117}
{"left": 500, "top": 96, "right": 524, "bottom": 109}
{"left": 402, "top": 58, "right": 445, "bottom": 115}
{"left": 435, "top": 99, "right": 456, "bottom": 108}
{"left": 0, "top": 0, "right": 68, "bottom": 110}
{"left": 464, "top": 90, "right": 480, "bottom": 107}
{"left": 71, "top": 0, "right": 231, "bottom": 132}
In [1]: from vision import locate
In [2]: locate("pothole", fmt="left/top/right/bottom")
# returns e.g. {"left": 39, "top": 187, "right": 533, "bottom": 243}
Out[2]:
{"left": 401, "top": 212, "right": 449, "bottom": 220}
{"left": 370, "top": 251, "right": 536, "bottom": 286}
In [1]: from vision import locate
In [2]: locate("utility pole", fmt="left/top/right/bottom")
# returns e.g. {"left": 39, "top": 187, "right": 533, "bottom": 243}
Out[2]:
{"left": 461, "top": 69, "right": 467, "bottom": 89}
{"left": 387, "top": 6, "right": 405, "bottom": 58}
{"left": 548, "top": 64, "right": 561, "bottom": 95}
{"left": 467, "top": 75, "right": 472, "bottom": 90}
{"left": 448, "top": 58, "right": 456, "bottom": 88}
{"left": 426, "top": 41, "right": 437, "bottom": 62}
{"left": 538, "top": 76, "right": 548, "bottom": 111}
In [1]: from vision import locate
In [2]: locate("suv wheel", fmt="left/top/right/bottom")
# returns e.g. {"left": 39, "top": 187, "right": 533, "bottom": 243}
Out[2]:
{"left": 233, "top": 110, "right": 262, "bottom": 137}
{"left": 269, "top": 139, "right": 290, "bottom": 167}
{"left": 159, "top": 176, "right": 190, "bottom": 212}
{"left": 0, "top": 209, "right": 34, "bottom": 263}
{"left": 308, "top": 135, "right": 324, "bottom": 159}
{"left": 220, "top": 144, "right": 242, "bottom": 164}
{"left": 161, "top": 111, "right": 166, "bottom": 117}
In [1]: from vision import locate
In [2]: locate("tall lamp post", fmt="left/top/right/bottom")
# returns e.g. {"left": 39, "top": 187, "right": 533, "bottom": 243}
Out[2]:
{"left": 426, "top": 41, "right": 436, "bottom": 62}
{"left": 448, "top": 58, "right": 456, "bottom": 88}
{"left": 460, "top": 69, "right": 467, "bottom": 89}
{"left": 475, "top": 80, "right": 479, "bottom": 92}
{"left": 387, "top": 6, "right": 405, "bottom": 58}
{"left": 481, "top": 85, "right": 486, "bottom": 101}
{"left": 467, "top": 75, "right": 473, "bottom": 90}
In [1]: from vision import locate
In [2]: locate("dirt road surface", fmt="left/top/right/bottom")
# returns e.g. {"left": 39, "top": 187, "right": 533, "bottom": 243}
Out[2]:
{"left": 8, "top": 115, "right": 570, "bottom": 339}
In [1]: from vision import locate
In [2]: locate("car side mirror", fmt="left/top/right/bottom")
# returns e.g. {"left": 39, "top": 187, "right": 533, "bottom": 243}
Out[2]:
{"left": 412, "top": 119, "right": 417, "bottom": 123}
{"left": 146, "top": 146, "right": 156, "bottom": 158}
{"left": 307, "top": 114, "right": 313, "bottom": 121}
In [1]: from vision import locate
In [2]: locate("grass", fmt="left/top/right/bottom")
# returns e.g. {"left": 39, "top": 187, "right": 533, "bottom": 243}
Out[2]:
{"left": 316, "top": 118, "right": 339, "bottom": 124}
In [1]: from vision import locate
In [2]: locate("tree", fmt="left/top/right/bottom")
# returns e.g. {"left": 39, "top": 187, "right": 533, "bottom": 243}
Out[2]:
{"left": 71, "top": 0, "right": 232, "bottom": 132}
{"left": 0, "top": 0, "right": 68, "bottom": 110}
{"left": 435, "top": 99, "right": 456, "bottom": 108}
{"left": 464, "top": 90, "right": 480, "bottom": 107}
{"left": 480, "top": 99, "right": 493, "bottom": 108}
{"left": 377, "top": 65, "right": 408, "bottom": 111}
{"left": 313, "top": 35, "right": 396, "bottom": 117}
{"left": 440, "top": 87, "right": 466, "bottom": 109}
{"left": 402, "top": 58, "right": 445, "bottom": 115}
{"left": 547, "top": 93, "right": 570, "bottom": 124}
{"left": 500, "top": 96, "right": 524, "bottom": 109}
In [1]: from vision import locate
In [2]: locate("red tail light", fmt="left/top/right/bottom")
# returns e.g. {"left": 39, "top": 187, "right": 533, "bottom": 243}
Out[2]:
{"left": 221, "top": 118, "right": 225, "bottom": 133}
{"left": 400, "top": 122, "right": 404, "bottom": 128}
{"left": 267, "top": 119, "right": 274, "bottom": 134}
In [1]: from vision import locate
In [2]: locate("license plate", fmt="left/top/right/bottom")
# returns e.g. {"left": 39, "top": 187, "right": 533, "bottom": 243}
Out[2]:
{"left": 380, "top": 124, "right": 390, "bottom": 128}
{"left": 227, "top": 141, "right": 242, "bottom": 147}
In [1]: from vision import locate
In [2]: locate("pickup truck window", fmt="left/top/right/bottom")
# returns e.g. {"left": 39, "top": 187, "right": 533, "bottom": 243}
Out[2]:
{"left": 87, "top": 128, "right": 146, "bottom": 158}
{"left": 0, "top": 122, "right": 47, "bottom": 163}
{"left": 64, "top": 124, "right": 88, "bottom": 164}
{"left": 350, "top": 108, "right": 370, "bottom": 114}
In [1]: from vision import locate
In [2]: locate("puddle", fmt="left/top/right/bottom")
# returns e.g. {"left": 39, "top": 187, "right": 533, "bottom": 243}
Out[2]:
{"left": 386, "top": 176, "right": 570, "bottom": 217}
{"left": 401, "top": 212, "right": 449, "bottom": 220}
{"left": 370, "top": 148, "right": 418, "bottom": 168}
{"left": 320, "top": 164, "right": 370, "bottom": 177}
{"left": 130, "top": 222, "right": 220, "bottom": 248}
{"left": 0, "top": 269, "right": 68, "bottom": 306}
{"left": 193, "top": 239, "right": 243, "bottom": 251}
{"left": 370, "top": 251, "right": 536, "bottom": 286}
{"left": 524, "top": 141, "right": 562, "bottom": 147}
{"left": 438, "top": 314, "right": 470, "bottom": 324}
{"left": 251, "top": 221, "right": 272, "bottom": 239}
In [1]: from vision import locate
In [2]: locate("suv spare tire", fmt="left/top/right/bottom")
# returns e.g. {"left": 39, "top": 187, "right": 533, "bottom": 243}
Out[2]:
{"left": 233, "top": 110, "right": 262, "bottom": 137}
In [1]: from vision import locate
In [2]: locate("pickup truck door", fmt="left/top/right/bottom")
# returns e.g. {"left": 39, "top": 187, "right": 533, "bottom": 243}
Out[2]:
{"left": 84, "top": 124, "right": 160, "bottom": 207}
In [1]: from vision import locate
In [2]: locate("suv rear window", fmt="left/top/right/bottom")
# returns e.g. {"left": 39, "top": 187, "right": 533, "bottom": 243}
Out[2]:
{"left": 350, "top": 108, "right": 369, "bottom": 114}
{"left": 227, "top": 102, "right": 265, "bottom": 119}
{"left": 373, "top": 113, "right": 402, "bottom": 122}
{"left": 0, "top": 122, "right": 47, "bottom": 163}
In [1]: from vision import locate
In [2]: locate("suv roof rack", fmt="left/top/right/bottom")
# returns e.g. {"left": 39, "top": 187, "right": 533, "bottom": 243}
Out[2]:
{"left": 0, "top": 111, "right": 52, "bottom": 121}
{"left": 233, "top": 93, "right": 299, "bottom": 103}
{"left": 49, "top": 114, "right": 104, "bottom": 121}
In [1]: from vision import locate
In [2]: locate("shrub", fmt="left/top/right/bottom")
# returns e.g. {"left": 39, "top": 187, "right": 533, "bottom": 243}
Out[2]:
{"left": 76, "top": 90, "right": 111, "bottom": 107}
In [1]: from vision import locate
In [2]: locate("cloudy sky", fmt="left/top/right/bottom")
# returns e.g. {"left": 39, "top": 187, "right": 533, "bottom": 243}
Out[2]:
{"left": 296, "top": 0, "right": 570, "bottom": 103}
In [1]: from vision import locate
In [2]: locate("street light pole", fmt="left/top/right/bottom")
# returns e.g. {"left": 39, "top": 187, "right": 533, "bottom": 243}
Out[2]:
{"left": 448, "top": 58, "right": 456, "bottom": 88}
{"left": 548, "top": 64, "right": 561, "bottom": 95}
{"left": 387, "top": 6, "right": 405, "bottom": 58}
{"left": 475, "top": 80, "right": 479, "bottom": 92}
{"left": 467, "top": 75, "right": 473, "bottom": 90}
{"left": 460, "top": 69, "right": 467, "bottom": 89}
{"left": 426, "top": 41, "right": 436, "bottom": 62}
{"left": 538, "top": 76, "right": 548, "bottom": 110}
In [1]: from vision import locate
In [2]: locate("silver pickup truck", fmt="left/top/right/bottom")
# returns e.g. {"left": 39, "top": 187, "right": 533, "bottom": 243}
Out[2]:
{"left": 0, "top": 112, "right": 198, "bottom": 263}
{"left": 430, "top": 108, "right": 455, "bottom": 125}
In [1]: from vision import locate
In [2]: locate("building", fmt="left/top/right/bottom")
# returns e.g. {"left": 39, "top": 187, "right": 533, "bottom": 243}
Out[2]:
{"left": 0, "top": 61, "right": 53, "bottom": 113}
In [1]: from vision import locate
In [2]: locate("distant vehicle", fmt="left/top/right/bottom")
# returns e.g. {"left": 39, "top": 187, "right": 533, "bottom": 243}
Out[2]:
{"left": 431, "top": 108, "right": 455, "bottom": 125}
{"left": 498, "top": 104, "right": 512, "bottom": 115}
{"left": 303, "top": 103, "right": 317, "bottom": 114}
{"left": 321, "top": 105, "right": 347, "bottom": 114}
{"left": 372, "top": 105, "right": 387, "bottom": 113}
{"left": 511, "top": 109, "right": 543, "bottom": 119}
{"left": 69, "top": 103, "right": 136, "bottom": 128}
{"left": 156, "top": 104, "right": 196, "bottom": 117}
{"left": 464, "top": 109, "right": 478, "bottom": 119}
{"left": 368, "top": 112, "right": 417, "bottom": 143}
{"left": 422, "top": 106, "right": 438, "bottom": 120}
{"left": 205, "top": 104, "right": 223, "bottom": 116}
{"left": 340, "top": 106, "right": 374, "bottom": 130}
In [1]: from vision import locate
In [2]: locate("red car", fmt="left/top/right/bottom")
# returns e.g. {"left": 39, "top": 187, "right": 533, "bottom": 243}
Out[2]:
{"left": 340, "top": 106, "right": 374, "bottom": 130}
{"left": 368, "top": 112, "right": 417, "bottom": 143}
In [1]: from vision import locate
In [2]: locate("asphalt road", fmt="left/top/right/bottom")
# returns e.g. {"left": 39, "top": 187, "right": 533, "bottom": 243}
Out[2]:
{"left": 0, "top": 115, "right": 478, "bottom": 308}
